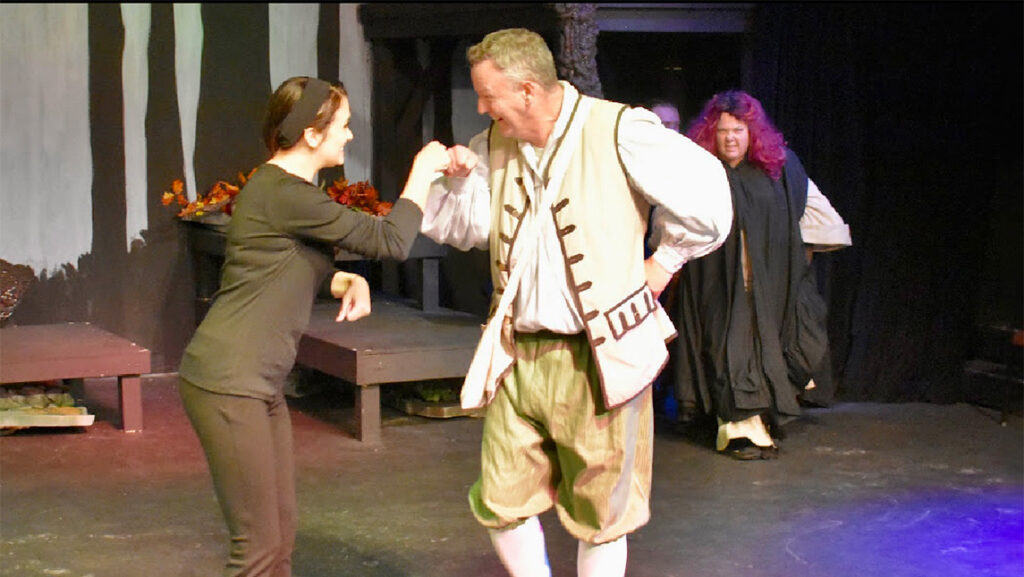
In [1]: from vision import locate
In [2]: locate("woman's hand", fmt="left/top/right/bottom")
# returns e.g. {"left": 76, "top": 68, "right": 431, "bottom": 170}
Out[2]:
{"left": 411, "top": 140, "right": 451, "bottom": 180}
{"left": 331, "top": 271, "right": 371, "bottom": 321}
{"left": 400, "top": 140, "right": 451, "bottom": 209}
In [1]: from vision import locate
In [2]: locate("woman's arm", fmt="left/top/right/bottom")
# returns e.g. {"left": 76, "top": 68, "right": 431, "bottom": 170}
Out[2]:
{"left": 271, "top": 142, "right": 450, "bottom": 261}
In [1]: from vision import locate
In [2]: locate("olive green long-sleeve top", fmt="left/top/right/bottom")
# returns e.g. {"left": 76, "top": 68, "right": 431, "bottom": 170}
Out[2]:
{"left": 179, "top": 163, "right": 423, "bottom": 401}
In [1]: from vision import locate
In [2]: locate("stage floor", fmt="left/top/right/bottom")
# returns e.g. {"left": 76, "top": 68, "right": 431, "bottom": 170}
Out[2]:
{"left": 1, "top": 374, "right": 1021, "bottom": 577}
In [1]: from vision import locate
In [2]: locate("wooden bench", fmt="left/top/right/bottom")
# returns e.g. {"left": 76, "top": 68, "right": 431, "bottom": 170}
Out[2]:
{"left": 0, "top": 323, "right": 152, "bottom": 432}
{"left": 296, "top": 296, "right": 482, "bottom": 444}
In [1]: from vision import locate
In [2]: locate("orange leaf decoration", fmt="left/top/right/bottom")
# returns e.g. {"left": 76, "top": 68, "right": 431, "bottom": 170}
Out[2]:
{"left": 325, "top": 178, "right": 391, "bottom": 216}
{"left": 164, "top": 172, "right": 248, "bottom": 220}
{"left": 163, "top": 168, "right": 385, "bottom": 220}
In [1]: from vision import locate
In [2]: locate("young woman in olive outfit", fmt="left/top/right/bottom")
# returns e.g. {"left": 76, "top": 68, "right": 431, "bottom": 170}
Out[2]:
{"left": 177, "top": 76, "right": 450, "bottom": 577}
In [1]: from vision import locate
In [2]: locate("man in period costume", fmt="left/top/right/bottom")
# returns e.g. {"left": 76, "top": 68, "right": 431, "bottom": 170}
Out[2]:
{"left": 421, "top": 28, "right": 732, "bottom": 577}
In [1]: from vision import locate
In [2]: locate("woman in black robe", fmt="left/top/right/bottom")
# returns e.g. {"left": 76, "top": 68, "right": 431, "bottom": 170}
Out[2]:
{"left": 671, "top": 90, "right": 851, "bottom": 460}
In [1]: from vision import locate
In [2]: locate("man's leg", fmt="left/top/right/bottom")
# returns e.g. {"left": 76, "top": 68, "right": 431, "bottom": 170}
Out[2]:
{"left": 489, "top": 516, "right": 552, "bottom": 577}
{"left": 469, "top": 333, "right": 573, "bottom": 577}
{"left": 538, "top": 335, "right": 652, "bottom": 577}
{"left": 578, "top": 537, "right": 627, "bottom": 577}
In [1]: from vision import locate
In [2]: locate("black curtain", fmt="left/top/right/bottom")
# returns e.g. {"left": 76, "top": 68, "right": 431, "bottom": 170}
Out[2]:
{"left": 746, "top": 3, "right": 1023, "bottom": 402}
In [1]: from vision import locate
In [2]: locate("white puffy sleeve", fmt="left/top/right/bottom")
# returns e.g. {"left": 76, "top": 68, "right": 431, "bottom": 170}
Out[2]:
{"left": 617, "top": 106, "right": 733, "bottom": 273}
{"left": 800, "top": 178, "right": 852, "bottom": 251}
{"left": 419, "top": 130, "right": 493, "bottom": 251}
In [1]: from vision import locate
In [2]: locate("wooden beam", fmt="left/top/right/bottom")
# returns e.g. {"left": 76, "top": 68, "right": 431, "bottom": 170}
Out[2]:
{"left": 596, "top": 3, "right": 754, "bottom": 33}
{"left": 359, "top": 3, "right": 562, "bottom": 39}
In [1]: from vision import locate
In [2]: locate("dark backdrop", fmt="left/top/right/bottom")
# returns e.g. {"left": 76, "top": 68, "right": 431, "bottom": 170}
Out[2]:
{"left": 596, "top": 32, "right": 744, "bottom": 123}
{"left": 593, "top": 3, "right": 1022, "bottom": 403}
{"left": 747, "top": 3, "right": 1022, "bottom": 402}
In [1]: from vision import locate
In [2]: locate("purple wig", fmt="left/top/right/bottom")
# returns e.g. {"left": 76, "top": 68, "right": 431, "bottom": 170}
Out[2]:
{"left": 686, "top": 90, "right": 787, "bottom": 180}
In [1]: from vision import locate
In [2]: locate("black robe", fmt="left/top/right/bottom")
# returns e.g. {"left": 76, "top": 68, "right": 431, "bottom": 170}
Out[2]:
{"left": 671, "top": 150, "right": 830, "bottom": 425}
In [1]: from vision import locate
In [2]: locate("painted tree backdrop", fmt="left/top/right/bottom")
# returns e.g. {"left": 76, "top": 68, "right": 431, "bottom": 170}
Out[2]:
{"left": 0, "top": 4, "right": 371, "bottom": 369}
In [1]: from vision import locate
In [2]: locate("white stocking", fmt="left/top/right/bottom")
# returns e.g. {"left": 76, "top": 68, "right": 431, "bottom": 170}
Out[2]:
{"left": 488, "top": 516, "right": 552, "bottom": 577}
{"left": 577, "top": 536, "right": 627, "bottom": 577}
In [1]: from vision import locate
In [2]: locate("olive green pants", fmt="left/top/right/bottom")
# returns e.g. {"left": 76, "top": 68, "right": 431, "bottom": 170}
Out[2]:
{"left": 179, "top": 379, "right": 296, "bottom": 577}
{"left": 469, "top": 331, "right": 654, "bottom": 544}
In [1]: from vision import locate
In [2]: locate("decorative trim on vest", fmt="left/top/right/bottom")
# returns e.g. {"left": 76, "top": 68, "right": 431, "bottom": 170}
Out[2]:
{"left": 604, "top": 284, "right": 659, "bottom": 340}
{"left": 614, "top": 106, "right": 630, "bottom": 178}
{"left": 542, "top": 95, "right": 586, "bottom": 184}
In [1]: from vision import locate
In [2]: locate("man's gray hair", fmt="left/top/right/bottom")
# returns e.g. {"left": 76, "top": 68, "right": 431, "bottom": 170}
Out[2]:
{"left": 467, "top": 28, "right": 558, "bottom": 88}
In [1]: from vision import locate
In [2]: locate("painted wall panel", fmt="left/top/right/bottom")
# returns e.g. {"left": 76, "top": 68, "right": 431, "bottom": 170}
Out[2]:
{"left": 338, "top": 3, "right": 372, "bottom": 183}
{"left": 1, "top": 3, "right": 368, "bottom": 369}
{"left": 121, "top": 3, "right": 151, "bottom": 250}
{"left": 0, "top": 5, "right": 92, "bottom": 274}
{"left": 269, "top": 3, "right": 319, "bottom": 91}
{"left": 173, "top": 4, "right": 203, "bottom": 201}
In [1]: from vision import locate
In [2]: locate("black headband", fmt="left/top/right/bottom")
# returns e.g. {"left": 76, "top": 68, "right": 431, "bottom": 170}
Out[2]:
{"left": 278, "top": 78, "right": 332, "bottom": 147}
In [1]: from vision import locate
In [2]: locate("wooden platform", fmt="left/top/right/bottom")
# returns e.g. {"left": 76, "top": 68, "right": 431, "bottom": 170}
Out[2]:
{"left": 0, "top": 323, "right": 152, "bottom": 432}
{"left": 296, "top": 296, "right": 483, "bottom": 444}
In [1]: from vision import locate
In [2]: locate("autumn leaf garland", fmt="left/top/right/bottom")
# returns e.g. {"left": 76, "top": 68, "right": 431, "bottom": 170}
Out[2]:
{"left": 324, "top": 178, "right": 393, "bottom": 216}
{"left": 161, "top": 169, "right": 253, "bottom": 219}
{"left": 161, "top": 169, "right": 390, "bottom": 219}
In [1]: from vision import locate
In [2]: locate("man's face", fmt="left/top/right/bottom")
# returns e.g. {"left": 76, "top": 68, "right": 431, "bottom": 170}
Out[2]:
{"left": 471, "top": 59, "right": 528, "bottom": 139}
{"left": 715, "top": 112, "right": 749, "bottom": 167}
{"left": 652, "top": 104, "right": 681, "bottom": 132}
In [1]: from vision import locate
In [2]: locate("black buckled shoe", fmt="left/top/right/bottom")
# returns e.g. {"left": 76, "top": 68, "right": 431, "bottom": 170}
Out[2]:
{"left": 724, "top": 439, "right": 779, "bottom": 460}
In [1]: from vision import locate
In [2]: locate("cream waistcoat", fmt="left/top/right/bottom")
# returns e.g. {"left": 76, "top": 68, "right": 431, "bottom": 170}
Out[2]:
{"left": 486, "top": 94, "right": 677, "bottom": 409}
